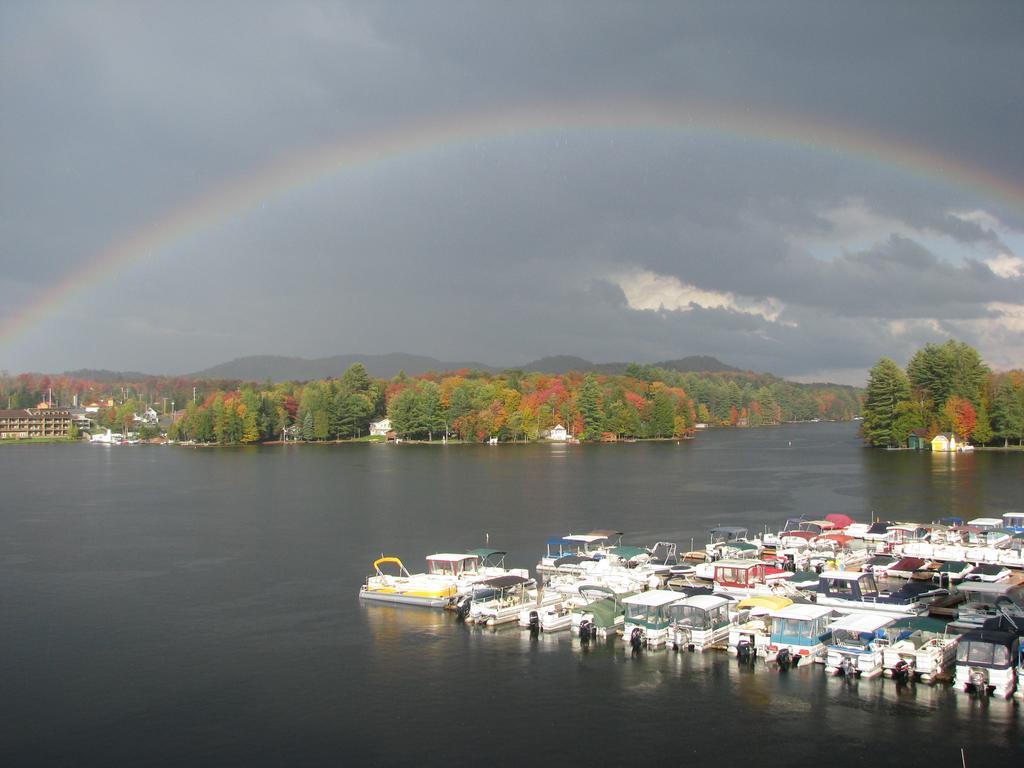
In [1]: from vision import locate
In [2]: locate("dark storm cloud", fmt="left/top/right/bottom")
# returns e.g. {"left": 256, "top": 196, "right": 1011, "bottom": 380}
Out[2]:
{"left": 1, "top": 1, "right": 1023, "bottom": 379}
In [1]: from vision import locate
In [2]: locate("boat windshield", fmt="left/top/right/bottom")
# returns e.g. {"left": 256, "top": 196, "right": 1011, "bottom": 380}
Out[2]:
{"left": 957, "top": 641, "right": 1010, "bottom": 666}
{"left": 772, "top": 615, "right": 828, "bottom": 643}
{"left": 428, "top": 559, "right": 476, "bottom": 576}
{"left": 627, "top": 604, "right": 668, "bottom": 623}
{"left": 671, "top": 605, "right": 710, "bottom": 629}
{"left": 833, "top": 629, "right": 875, "bottom": 649}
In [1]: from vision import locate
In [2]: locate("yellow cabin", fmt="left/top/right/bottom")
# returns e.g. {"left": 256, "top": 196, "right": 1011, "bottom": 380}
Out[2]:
{"left": 931, "top": 433, "right": 958, "bottom": 452}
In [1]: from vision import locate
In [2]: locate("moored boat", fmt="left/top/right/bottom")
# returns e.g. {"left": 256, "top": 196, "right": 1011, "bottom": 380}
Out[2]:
{"left": 573, "top": 585, "right": 636, "bottom": 640}
{"left": 359, "top": 556, "right": 460, "bottom": 608}
{"left": 669, "top": 594, "right": 734, "bottom": 652}
{"left": 728, "top": 596, "right": 793, "bottom": 659}
{"left": 825, "top": 613, "right": 896, "bottom": 678}
{"left": 953, "top": 616, "right": 1023, "bottom": 699}
{"left": 765, "top": 604, "right": 835, "bottom": 667}
{"left": 622, "top": 590, "right": 684, "bottom": 650}
{"left": 877, "top": 616, "right": 960, "bottom": 682}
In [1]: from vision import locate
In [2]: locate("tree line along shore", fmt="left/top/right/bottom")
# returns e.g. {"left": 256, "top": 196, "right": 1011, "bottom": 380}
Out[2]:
{"left": 2, "top": 364, "right": 861, "bottom": 446}
{"left": 862, "top": 339, "right": 1024, "bottom": 449}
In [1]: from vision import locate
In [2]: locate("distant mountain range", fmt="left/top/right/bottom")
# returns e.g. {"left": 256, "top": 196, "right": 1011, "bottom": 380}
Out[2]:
{"left": 179, "top": 353, "right": 740, "bottom": 381}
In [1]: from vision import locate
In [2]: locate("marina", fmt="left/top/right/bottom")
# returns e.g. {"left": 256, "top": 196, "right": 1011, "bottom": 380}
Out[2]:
{"left": 360, "top": 510, "right": 1024, "bottom": 699}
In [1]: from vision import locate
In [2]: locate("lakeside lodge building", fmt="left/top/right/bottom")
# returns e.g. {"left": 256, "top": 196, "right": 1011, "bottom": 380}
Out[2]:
{"left": 0, "top": 408, "right": 73, "bottom": 439}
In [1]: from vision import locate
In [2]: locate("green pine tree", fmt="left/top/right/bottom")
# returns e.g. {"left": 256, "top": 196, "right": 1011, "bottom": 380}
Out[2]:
{"left": 862, "top": 358, "right": 911, "bottom": 447}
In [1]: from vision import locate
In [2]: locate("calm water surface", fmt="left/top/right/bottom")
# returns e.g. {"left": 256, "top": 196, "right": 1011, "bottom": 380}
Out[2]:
{"left": 1, "top": 422, "right": 1021, "bottom": 765}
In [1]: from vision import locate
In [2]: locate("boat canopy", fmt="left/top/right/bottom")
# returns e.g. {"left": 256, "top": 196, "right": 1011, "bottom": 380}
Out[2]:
{"left": 830, "top": 613, "right": 894, "bottom": 633}
{"left": 737, "top": 596, "right": 793, "bottom": 612}
{"left": 553, "top": 554, "right": 595, "bottom": 567}
{"left": 890, "top": 557, "right": 926, "bottom": 571}
{"left": 724, "top": 541, "right": 759, "bottom": 552}
{"left": 610, "top": 546, "right": 649, "bottom": 560}
{"left": 469, "top": 548, "right": 507, "bottom": 565}
{"left": 805, "top": 519, "right": 836, "bottom": 530}
{"left": 937, "top": 561, "right": 971, "bottom": 573}
{"left": 781, "top": 531, "right": 817, "bottom": 541}
{"left": 967, "top": 517, "right": 1003, "bottom": 528}
{"left": 886, "top": 616, "right": 951, "bottom": 635}
{"left": 622, "top": 590, "right": 684, "bottom": 607}
{"left": 708, "top": 526, "right": 748, "bottom": 540}
{"left": 479, "top": 575, "right": 530, "bottom": 589}
{"left": 578, "top": 584, "right": 618, "bottom": 600}
{"left": 588, "top": 529, "right": 624, "bottom": 538}
{"left": 373, "top": 556, "right": 410, "bottom": 576}
{"left": 825, "top": 514, "right": 855, "bottom": 528}
{"left": 426, "top": 553, "right": 480, "bottom": 562}
{"left": 714, "top": 558, "right": 765, "bottom": 570}
{"left": 678, "top": 594, "right": 732, "bottom": 611}
{"left": 970, "top": 563, "right": 1010, "bottom": 577}
{"left": 564, "top": 534, "right": 608, "bottom": 544}
{"left": 818, "top": 533, "right": 855, "bottom": 546}
{"left": 771, "top": 603, "right": 834, "bottom": 621}
{"left": 937, "top": 516, "right": 964, "bottom": 525}
{"left": 820, "top": 569, "right": 869, "bottom": 581}
{"left": 866, "top": 554, "right": 896, "bottom": 565}
{"left": 865, "top": 522, "right": 891, "bottom": 535}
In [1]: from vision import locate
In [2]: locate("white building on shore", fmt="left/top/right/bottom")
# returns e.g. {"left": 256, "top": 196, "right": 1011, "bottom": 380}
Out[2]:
{"left": 548, "top": 424, "right": 568, "bottom": 441}
{"left": 369, "top": 418, "right": 392, "bottom": 437}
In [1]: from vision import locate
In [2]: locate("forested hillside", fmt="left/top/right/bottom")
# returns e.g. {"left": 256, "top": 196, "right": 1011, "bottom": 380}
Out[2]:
{"left": 2, "top": 363, "right": 862, "bottom": 445}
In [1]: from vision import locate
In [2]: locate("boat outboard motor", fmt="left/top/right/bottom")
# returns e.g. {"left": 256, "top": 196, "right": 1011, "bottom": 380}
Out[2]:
{"left": 892, "top": 659, "right": 911, "bottom": 680}
{"left": 528, "top": 610, "right": 540, "bottom": 637}
{"left": 776, "top": 648, "right": 792, "bottom": 669}
{"left": 737, "top": 638, "right": 753, "bottom": 661}
{"left": 630, "top": 627, "right": 644, "bottom": 652}
{"left": 455, "top": 595, "right": 472, "bottom": 620}
{"left": 839, "top": 656, "right": 855, "bottom": 677}
{"left": 579, "top": 619, "right": 592, "bottom": 643}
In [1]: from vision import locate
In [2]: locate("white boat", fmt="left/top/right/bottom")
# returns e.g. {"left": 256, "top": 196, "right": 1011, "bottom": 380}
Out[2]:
{"left": 358, "top": 556, "right": 460, "bottom": 608}
{"left": 727, "top": 596, "right": 794, "bottom": 659}
{"left": 812, "top": 570, "right": 932, "bottom": 616}
{"left": 469, "top": 576, "right": 562, "bottom": 626}
{"left": 877, "top": 617, "right": 961, "bottom": 683}
{"left": 708, "top": 559, "right": 797, "bottom": 598}
{"left": 669, "top": 594, "right": 734, "bottom": 652}
{"left": 572, "top": 585, "right": 636, "bottom": 640}
{"left": 622, "top": 590, "right": 685, "bottom": 649}
{"left": 765, "top": 603, "right": 835, "bottom": 666}
{"left": 825, "top": 613, "right": 896, "bottom": 678}
{"left": 953, "top": 619, "right": 1022, "bottom": 699}
{"left": 963, "top": 563, "right": 1012, "bottom": 583}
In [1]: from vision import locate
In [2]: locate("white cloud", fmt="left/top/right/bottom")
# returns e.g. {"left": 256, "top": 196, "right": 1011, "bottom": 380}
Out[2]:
{"left": 950, "top": 209, "right": 1002, "bottom": 230}
{"left": 985, "top": 253, "right": 1024, "bottom": 278}
{"left": 615, "top": 269, "right": 787, "bottom": 323}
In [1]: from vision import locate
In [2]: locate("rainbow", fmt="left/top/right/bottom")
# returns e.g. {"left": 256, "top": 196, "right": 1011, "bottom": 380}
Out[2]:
{"left": 4, "top": 99, "right": 1023, "bottom": 350}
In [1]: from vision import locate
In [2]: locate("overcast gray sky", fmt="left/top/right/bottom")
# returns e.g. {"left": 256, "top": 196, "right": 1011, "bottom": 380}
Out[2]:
{"left": 2, "top": 1, "right": 1023, "bottom": 383}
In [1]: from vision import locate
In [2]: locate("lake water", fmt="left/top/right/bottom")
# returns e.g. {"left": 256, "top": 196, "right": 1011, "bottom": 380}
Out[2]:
{"left": 1, "top": 422, "right": 1021, "bottom": 765}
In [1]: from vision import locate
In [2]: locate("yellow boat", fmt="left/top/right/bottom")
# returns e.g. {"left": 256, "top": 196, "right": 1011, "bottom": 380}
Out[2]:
{"left": 358, "top": 556, "right": 459, "bottom": 608}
